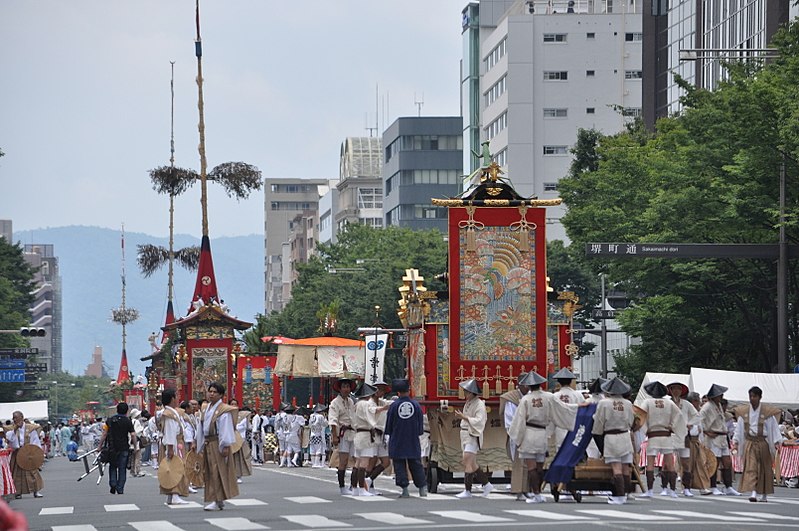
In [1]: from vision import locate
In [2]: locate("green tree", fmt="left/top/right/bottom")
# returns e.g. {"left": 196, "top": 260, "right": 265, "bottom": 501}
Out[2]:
{"left": 252, "top": 224, "right": 447, "bottom": 381}
{"left": 0, "top": 237, "right": 36, "bottom": 402}
{"left": 557, "top": 21, "right": 799, "bottom": 387}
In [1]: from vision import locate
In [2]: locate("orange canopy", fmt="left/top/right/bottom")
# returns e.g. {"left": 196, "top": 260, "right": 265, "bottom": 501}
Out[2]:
{"left": 290, "top": 336, "right": 364, "bottom": 347}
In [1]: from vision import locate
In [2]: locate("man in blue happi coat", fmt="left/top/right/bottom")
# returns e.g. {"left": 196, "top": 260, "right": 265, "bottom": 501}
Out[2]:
{"left": 384, "top": 378, "right": 428, "bottom": 498}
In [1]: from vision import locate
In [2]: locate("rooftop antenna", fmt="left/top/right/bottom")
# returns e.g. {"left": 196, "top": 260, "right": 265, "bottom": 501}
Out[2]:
{"left": 365, "top": 112, "right": 377, "bottom": 137}
{"left": 414, "top": 92, "right": 424, "bottom": 117}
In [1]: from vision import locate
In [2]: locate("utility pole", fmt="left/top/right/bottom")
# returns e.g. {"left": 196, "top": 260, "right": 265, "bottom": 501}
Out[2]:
{"left": 601, "top": 273, "right": 608, "bottom": 378}
{"left": 778, "top": 155, "right": 788, "bottom": 372}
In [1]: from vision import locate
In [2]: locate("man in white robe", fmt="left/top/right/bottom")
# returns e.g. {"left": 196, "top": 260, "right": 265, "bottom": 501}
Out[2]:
{"left": 732, "top": 386, "right": 782, "bottom": 502}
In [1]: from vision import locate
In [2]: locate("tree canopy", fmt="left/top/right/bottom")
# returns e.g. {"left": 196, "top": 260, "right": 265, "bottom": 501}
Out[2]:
{"left": 254, "top": 223, "right": 448, "bottom": 341}
{"left": 557, "top": 21, "right": 799, "bottom": 386}
{"left": 0, "top": 236, "right": 36, "bottom": 402}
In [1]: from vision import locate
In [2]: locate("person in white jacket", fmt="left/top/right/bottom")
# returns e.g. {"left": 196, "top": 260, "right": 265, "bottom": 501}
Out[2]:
{"left": 308, "top": 405, "right": 329, "bottom": 468}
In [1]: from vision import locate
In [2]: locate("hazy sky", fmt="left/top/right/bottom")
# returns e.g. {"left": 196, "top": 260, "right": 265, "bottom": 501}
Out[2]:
{"left": 1, "top": 1, "right": 465, "bottom": 238}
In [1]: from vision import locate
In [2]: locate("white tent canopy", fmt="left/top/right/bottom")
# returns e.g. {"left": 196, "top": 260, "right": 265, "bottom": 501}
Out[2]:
{"left": 689, "top": 367, "right": 799, "bottom": 409}
{"left": 275, "top": 344, "right": 365, "bottom": 378}
{"left": 634, "top": 372, "right": 690, "bottom": 406}
{"left": 0, "top": 400, "right": 49, "bottom": 421}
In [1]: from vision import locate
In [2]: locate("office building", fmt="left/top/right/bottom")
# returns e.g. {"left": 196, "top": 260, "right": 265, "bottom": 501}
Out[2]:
{"left": 23, "top": 243, "right": 62, "bottom": 373}
{"left": 264, "top": 178, "right": 333, "bottom": 314}
{"left": 461, "top": 0, "right": 643, "bottom": 241}
{"left": 383, "top": 116, "right": 463, "bottom": 232}
{"left": 335, "top": 137, "right": 383, "bottom": 232}
{"left": 643, "top": 0, "right": 794, "bottom": 129}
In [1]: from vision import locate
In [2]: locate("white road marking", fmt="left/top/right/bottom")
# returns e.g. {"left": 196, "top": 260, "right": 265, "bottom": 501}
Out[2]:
{"left": 428, "top": 510, "right": 514, "bottom": 523}
{"left": 285, "top": 496, "right": 331, "bottom": 504}
{"left": 354, "top": 512, "right": 432, "bottom": 525}
{"left": 164, "top": 501, "right": 203, "bottom": 509}
{"left": 727, "top": 511, "right": 798, "bottom": 520}
{"left": 505, "top": 509, "right": 593, "bottom": 520}
{"left": 205, "top": 517, "right": 269, "bottom": 530}
{"left": 39, "top": 507, "right": 74, "bottom": 515}
{"left": 104, "top": 504, "right": 139, "bottom": 512}
{"left": 129, "top": 522, "right": 185, "bottom": 531}
{"left": 224, "top": 498, "right": 268, "bottom": 506}
{"left": 576, "top": 509, "right": 679, "bottom": 521}
{"left": 652, "top": 510, "right": 763, "bottom": 522}
{"left": 282, "top": 515, "right": 351, "bottom": 528}
{"left": 52, "top": 526, "right": 97, "bottom": 531}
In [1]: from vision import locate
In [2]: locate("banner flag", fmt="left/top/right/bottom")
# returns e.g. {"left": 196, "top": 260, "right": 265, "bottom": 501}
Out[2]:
{"left": 363, "top": 333, "right": 388, "bottom": 385}
{"left": 544, "top": 402, "right": 598, "bottom": 485}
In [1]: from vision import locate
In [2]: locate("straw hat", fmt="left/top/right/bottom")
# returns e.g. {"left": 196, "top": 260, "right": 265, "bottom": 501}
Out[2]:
{"left": 353, "top": 383, "right": 377, "bottom": 399}
{"left": 157, "top": 456, "right": 185, "bottom": 489}
{"left": 644, "top": 381, "right": 669, "bottom": 399}
{"left": 707, "top": 383, "right": 728, "bottom": 399}
{"left": 519, "top": 371, "right": 547, "bottom": 386}
{"left": 459, "top": 379, "right": 480, "bottom": 396}
{"left": 589, "top": 377, "right": 608, "bottom": 394}
{"left": 312, "top": 404, "right": 328, "bottom": 413}
{"left": 601, "top": 377, "right": 631, "bottom": 396}
{"left": 666, "top": 381, "right": 689, "bottom": 397}
{"left": 552, "top": 367, "right": 576, "bottom": 380}
{"left": 332, "top": 378, "right": 356, "bottom": 393}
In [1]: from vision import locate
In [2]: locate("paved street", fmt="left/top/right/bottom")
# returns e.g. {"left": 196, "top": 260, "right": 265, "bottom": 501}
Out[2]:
{"left": 10, "top": 456, "right": 799, "bottom": 530}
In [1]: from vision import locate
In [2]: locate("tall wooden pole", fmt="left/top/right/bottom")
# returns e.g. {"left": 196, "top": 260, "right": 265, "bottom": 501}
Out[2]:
{"left": 195, "top": 0, "right": 209, "bottom": 238}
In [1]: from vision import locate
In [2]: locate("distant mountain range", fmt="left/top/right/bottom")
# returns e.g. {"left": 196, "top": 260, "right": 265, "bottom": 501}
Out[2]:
{"left": 14, "top": 226, "right": 263, "bottom": 377}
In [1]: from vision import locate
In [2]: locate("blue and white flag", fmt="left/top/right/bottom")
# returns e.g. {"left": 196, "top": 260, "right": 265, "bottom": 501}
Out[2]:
{"left": 363, "top": 333, "right": 388, "bottom": 385}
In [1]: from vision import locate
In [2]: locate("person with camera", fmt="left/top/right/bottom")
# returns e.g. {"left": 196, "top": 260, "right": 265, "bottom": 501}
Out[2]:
{"left": 97, "top": 402, "right": 137, "bottom": 495}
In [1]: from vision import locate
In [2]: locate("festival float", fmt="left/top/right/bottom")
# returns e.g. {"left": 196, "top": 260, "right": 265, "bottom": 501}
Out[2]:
{"left": 399, "top": 154, "right": 578, "bottom": 491}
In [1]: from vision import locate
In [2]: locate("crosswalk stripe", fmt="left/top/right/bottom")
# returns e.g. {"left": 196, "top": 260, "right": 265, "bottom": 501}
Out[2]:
{"left": 411, "top": 493, "right": 451, "bottom": 500}
{"left": 282, "top": 515, "right": 351, "bottom": 528}
{"left": 103, "top": 504, "right": 139, "bottom": 512}
{"left": 52, "top": 526, "right": 97, "bottom": 531}
{"left": 40, "top": 507, "right": 74, "bottom": 515}
{"left": 355, "top": 512, "right": 432, "bottom": 525}
{"left": 129, "top": 522, "right": 185, "bottom": 531}
{"left": 428, "top": 510, "right": 514, "bottom": 523}
{"left": 344, "top": 494, "right": 389, "bottom": 502}
{"left": 205, "top": 517, "right": 269, "bottom": 530}
{"left": 576, "top": 509, "right": 679, "bottom": 521}
{"left": 224, "top": 498, "right": 268, "bottom": 506}
{"left": 652, "top": 510, "right": 763, "bottom": 522}
{"left": 727, "top": 511, "right": 798, "bottom": 520}
{"left": 769, "top": 498, "right": 799, "bottom": 505}
{"left": 505, "top": 509, "right": 593, "bottom": 520}
{"left": 164, "top": 501, "right": 203, "bottom": 509}
{"left": 285, "top": 496, "right": 331, "bottom": 504}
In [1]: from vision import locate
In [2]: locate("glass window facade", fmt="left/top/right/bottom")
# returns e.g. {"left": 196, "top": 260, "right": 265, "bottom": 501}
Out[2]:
{"left": 385, "top": 135, "right": 463, "bottom": 162}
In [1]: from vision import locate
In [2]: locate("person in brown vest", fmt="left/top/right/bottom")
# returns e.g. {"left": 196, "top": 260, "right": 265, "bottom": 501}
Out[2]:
{"left": 500, "top": 373, "right": 531, "bottom": 500}
{"left": 454, "top": 379, "right": 494, "bottom": 498}
{"left": 638, "top": 381, "right": 685, "bottom": 499}
{"left": 195, "top": 382, "right": 239, "bottom": 511}
{"left": 8, "top": 411, "right": 45, "bottom": 498}
{"left": 699, "top": 384, "right": 741, "bottom": 496}
{"left": 732, "top": 386, "right": 782, "bottom": 502}
{"left": 159, "top": 388, "right": 190, "bottom": 505}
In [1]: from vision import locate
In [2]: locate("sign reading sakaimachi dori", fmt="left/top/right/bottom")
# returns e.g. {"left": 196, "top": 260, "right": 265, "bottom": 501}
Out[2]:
{"left": 586, "top": 242, "right": 799, "bottom": 259}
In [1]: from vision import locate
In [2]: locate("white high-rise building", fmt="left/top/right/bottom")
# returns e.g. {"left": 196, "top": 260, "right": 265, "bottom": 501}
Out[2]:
{"left": 461, "top": 0, "right": 643, "bottom": 241}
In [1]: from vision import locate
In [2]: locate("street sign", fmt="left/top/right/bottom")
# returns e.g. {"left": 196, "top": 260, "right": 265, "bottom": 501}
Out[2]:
{"left": 0, "top": 369, "right": 26, "bottom": 383}
{"left": 0, "top": 360, "right": 26, "bottom": 369}
{"left": 586, "top": 242, "right": 799, "bottom": 259}
{"left": 25, "top": 363, "right": 48, "bottom": 372}
{"left": 591, "top": 309, "right": 617, "bottom": 320}
{"left": 0, "top": 347, "right": 37, "bottom": 359}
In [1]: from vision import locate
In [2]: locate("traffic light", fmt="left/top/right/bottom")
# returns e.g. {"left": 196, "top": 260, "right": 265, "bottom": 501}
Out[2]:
{"left": 20, "top": 327, "right": 46, "bottom": 337}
